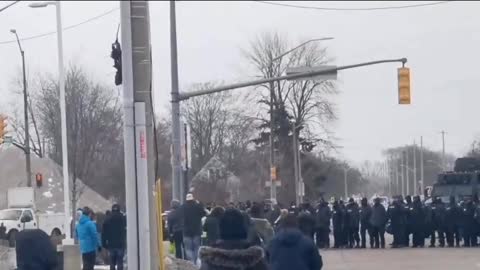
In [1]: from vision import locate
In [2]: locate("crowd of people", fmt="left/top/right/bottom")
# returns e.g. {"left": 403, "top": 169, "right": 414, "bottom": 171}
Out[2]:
{"left": 168, "top": 193, "right": 323, "bottom": 270}
{"left": 167, "top": 193, "right": 480, "bottom": 269}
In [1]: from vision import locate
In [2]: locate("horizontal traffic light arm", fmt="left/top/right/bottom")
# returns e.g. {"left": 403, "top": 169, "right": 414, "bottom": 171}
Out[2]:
{"left": 177, "top": 58, "right": 408, "bottom": 101}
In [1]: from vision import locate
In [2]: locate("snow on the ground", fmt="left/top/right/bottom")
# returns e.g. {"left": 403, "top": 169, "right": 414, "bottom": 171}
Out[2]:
{"left": 43, "top": 191, "right": 53, "bottom": 198}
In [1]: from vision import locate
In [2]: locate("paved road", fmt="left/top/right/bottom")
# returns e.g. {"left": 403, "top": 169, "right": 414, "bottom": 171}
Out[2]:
{"left": 322, "top": 247, "right": 480, "bottom": 270}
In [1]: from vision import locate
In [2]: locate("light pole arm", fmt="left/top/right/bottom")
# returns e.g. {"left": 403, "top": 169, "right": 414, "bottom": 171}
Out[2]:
{"left": 271, "top": 37, "right": 333, "bottom": 63}
{"left": 178, "top": 58, "right": 407, "bottom": 101}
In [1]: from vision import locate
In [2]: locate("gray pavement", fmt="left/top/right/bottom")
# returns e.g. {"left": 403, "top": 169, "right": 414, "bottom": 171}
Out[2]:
{"left": 322, "top": 247, "right": 480, "bottom": 270}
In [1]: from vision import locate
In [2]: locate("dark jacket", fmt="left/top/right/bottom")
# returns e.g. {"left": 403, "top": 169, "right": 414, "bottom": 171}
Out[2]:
{"left": 182, "top": 200, "right": 206, "bottom": 237}
{"left": 409, "top": 202, "right": 426, "bottom": 233}
{"left": 345, "top": 202, "right": 360, "bottom": 229}
{"left": 370, "top": 203, "right": 387, "bottom": 228}
{"left": 267, "top": 228, "right": 322, "bottom": 270}
{"left": 332, "top": 206, "right": 345, "bottom": 231}
{"left": 102, "top": 211, "right": 126, "bottom": 249}
{"left": 298, "top": 210, "right": 315, "bottom": 237}
{"left": 360, "top": 204, "right": 372, "bottom": 228}
{"left": 167, "top": 206, "right": 183, "bottom": 234}
{"left": 199, "top": 240, "right": 268, "bottom": 270}
{"left": 16, "top": 229, "right": 58, "bottom": 270}
{"left": 203, "top": 215, "right": 221, "bottom": 246}
{"left": 445, "top": 202, "right": 460, "bottom": 229}
{"left": 432, "top": 202, "right": 447, "bottom": 229}
{"left": 388, "top": 203, "right": 406, "bottom": 229}
{"left": 315, "top": 204, "right": 331, "bottom": 230}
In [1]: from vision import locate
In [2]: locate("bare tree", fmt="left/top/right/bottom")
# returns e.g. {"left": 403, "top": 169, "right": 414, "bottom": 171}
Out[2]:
{"left": 33, "top": 65, "right": 123, "bottom": 214}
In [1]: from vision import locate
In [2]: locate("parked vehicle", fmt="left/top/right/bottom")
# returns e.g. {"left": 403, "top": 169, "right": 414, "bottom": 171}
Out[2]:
{"left": 0, "top": 187, "right": 65, "bottom": 247}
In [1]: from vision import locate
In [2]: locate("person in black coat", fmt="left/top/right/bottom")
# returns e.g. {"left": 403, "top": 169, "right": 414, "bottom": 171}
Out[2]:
{"left": 388, "top": 198, "right": 406, "bottom": 248}
{"left": 445, "top": 196, "right": 461, "bottom": 247}
{"left": 267, "top": 213, "right": 323, "bottom": 270}
{"left": 403, "top": 195, "right": 413, "bottom": 247}
{"left": 298, "top": 205, "right": 315, "bottom": 240}
{"left": 167, "top": 200, "right": 184, "bottom": 259}
{"left": 314, "top": 201, "right": 331, "bottom": 249}
{"left": 369, "top": 197, "right": 387, "bottom": 249}
{"left": 410, "top": 196, "right": 426, "bottom": 248}
{"left": 182, "top": 194, "right": 207, "bottom": 263}
{"left": 16, "top": 229, "right": 58, "bottom": 270}
{"left": 203, "top": 206, "right": 224, "bottom": 246}
{"left": 359, "top": 198, "right": 373, "bottom": 249}
{"left": 332, "top": 201, "right": 345, "bottom": 248}
{"left": 199, "top": 208, "right": 268, "bottom": 270}
{"left": 431, "top": 197, "right": 447, "bottom": 247}
{"left": 460, "top": 199, "right": 477, "bottom": 247}
{"left": 102, "top": 204, "right": 126, "bottom": 270}
{"left": 345, "top": 198, "right": 360, "bottom": 248}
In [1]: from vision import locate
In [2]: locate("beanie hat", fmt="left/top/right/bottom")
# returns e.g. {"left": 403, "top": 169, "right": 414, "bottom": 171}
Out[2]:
{"left": 219, "top": 208, "right": 247, "bottom": 241}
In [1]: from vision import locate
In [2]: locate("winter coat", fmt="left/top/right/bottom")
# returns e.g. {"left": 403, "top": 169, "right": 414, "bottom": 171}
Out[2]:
{"left": 432, "top": 202, "right": 447, "bottom": 229}
{"left": 76, "top": 214, "right": 100, "bottom": 254}
{"left": 267, "top": 228, "right": 323, "bottom": 270}
{"left": 445, "top": 203, "right": 460, "bottom": 229}
{"left": 251, "top": 218, "right": 274, "bottom": 245}
{"left": 332, "top": 207, "right": 345, "bottom": 231}
{"left": 203, "top": 216, "right": 221, "bottom": 246}
{"left": 369, "top": 203, "right": 387, "bottom": 228}
{"left": 387, "top": 203, "right": 406, "bottom": 229}
{"left": 182, "top": 200, "right": 207, "bottom": 237}
{"left": 345, "top": 203, "right": 360, "bottom": 229}
{"left": 298, "top": 211, "right": 315, "bottom": 237}
{"left": 167, "top": 206, "right": 184, "bottom": 234}
{"left": 102, "top": 211, "right": 126, "bottom": 249}
{"left": 315, "top": 205, "right": 331, "bottom": 230}
{"left": 409, "top": 203, "right": 426, "bottom": 233}
{"left": 359, "top": 204, "right": 372, "bottom": 228}
{"left": 16, "top": 229, "right": 58, "bottom": 270}
{"left": 199, "top": 240, "right": 268, "bottom": 270}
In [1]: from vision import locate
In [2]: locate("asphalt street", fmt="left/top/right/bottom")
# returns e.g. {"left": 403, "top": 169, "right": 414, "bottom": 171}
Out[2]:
{"left": 322, "top": 247, "right": 480, "bottom": 270}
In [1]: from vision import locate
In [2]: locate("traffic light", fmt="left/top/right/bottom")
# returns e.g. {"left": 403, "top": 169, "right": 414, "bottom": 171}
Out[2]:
{"left": 398, "top": 67, "right": 411, "bottom": 104}
{"left": 270, "top": 166, "right": 277, "bottom": 181}
{"left": 0, "top": 115, "right": 7, "bottom": 144}
{"left": 35, "top": 173, "right": 43, "bottom": 188}
{"left": 111, "top": 39, "right": 122, "bottom": 86}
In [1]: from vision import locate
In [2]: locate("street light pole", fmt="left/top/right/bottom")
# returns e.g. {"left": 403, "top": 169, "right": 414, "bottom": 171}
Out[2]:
{"left": 344, "top": 167, "right": 349, "bottom": 199}
{"left": 10, "top": 29, "right": 31, "bottom": 188}
{"left": 29, "top": 0, "right": 71, "bottom": 242}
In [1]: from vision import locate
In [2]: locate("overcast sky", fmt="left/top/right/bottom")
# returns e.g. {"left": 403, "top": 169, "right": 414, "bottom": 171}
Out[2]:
{"left": 1, "top": 1, "right": 479, "bottom": 166}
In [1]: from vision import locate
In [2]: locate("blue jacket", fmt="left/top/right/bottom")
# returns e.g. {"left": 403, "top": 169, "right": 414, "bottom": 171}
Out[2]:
{"left": 267, "top": 228, "right": 322, "bottom": 270}
{"left": 76, "top": 214, "right": 99, "bottom": 254}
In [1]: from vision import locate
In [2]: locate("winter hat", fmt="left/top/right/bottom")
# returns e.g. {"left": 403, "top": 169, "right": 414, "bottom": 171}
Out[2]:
{"left": 186, "top": 193, "right": 194, "bottom": 201}
{"left": 219, "top": 208, "right": 248, "bottom": 241}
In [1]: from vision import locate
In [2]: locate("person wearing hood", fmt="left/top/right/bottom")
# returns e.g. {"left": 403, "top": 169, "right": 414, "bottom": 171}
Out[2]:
{"left": 203, "top": 206, "right": 225, "bottom": 246}
{"left": 267, "top": 213, "right": 323, "bottom": 270}
{"left": 199, "top": 208, "right": 268, "bottom": 270}
{"left": 102, "top": 204, "right": 126, "bottom": 270}
{"left": 76, "top": 207, "right": 101, "bottom": 270}
{"left": 167, "top": 200, "right": 184, "bottom": 259}
{"left": 182, "top": 193, "right": 207, "bottom": 263}
{"left": 15, "top": 229, "right": 58, "bottom": 270}
{"left": 359, "top": 198, "right": 373, "bottom": 249}
{"left": 298, "top": 204, "right": 316, "bottom": 239}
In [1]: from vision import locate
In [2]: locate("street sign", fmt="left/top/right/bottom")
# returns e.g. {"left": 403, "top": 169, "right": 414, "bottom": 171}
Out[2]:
{"left": 286, "top": 65, "right": 337, "bottom": 81}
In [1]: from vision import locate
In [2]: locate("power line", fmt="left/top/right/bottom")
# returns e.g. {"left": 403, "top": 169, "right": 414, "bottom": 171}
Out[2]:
{"left": 0, "top": 7, "right": 120, "bottom": 45}
{"left": 0, "top": 1, "right": 20, "bottom": 13}
{"left": 255, "top": 1, "right": 452, "bottom": 11}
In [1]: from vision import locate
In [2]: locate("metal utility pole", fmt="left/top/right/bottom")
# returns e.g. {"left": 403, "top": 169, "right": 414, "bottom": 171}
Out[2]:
{"left": 395, "top": 157, "right": 399, "bottom": 195}
{"left": 10, "top": 29, "right": 31, "bottom": 187}
{"left": 344, "top": 167, "right": 348, "bottom": 199}
{"left": 405, "top": 149, "right": 409, "bottom": 196}
{"left": 269, "top": 78, "right": 277, "bottom": 203}
{"left": 121, "top": 2, "right": 158, "bottom": 270}
{"left": 292, "top": 123, "right": 299, "bottom": 205}
{"left": 170, "top": 0, "right": 182, "bottom": 202}
{"left": 420, "top": 136, "right": 425, "bottom": 196}
{"left": 413, "top": 141, "right": 417, "bottom": 195}
{"left": 401, "top": 152, "right": 405, "bottom": 197}
{"left": 184, "top": 123, "right": 189, "bottom": 195}
{"left": 441, "top": 131, "right": 446, "bottom": 170}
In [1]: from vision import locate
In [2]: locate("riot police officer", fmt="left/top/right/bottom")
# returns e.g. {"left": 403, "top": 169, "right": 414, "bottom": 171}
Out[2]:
{"left": 388, "top": 198, "right": 406, "bottom": 248}
{"left": 431, "top": 197, "right": 447, "bottom": 247}
{"left": 445, "top": 196, "right": 461, "bottom": 247}
{"left": 410, "top": 196, "right": 425, "bottom": 248}
{"left": 359, "top": 198, "right": 373, "bottom": 249}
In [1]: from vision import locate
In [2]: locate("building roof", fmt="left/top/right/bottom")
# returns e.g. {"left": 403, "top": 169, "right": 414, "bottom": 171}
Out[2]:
{"left": 0, "top": 147, "right": 111, "bottom": 214}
